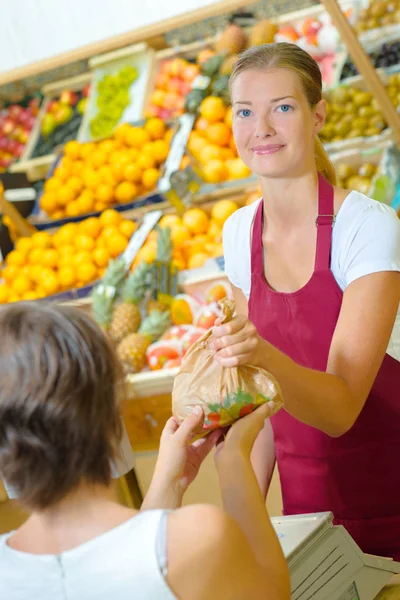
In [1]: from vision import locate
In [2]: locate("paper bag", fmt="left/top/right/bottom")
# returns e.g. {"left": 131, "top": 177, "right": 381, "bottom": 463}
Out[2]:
{"left": 172, "top": 299, "right": 283, "bottom": 433}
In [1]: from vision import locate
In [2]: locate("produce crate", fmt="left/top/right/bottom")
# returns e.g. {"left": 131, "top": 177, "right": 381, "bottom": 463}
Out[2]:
{"left": 78, "top": 43, "right": 156, "bottom": 143}
{"left": 10, "top": 73, "right": 92, "bottom": 179}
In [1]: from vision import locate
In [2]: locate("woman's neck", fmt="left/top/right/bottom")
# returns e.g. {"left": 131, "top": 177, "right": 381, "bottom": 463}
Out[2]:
{"left": 260, "top": 171, "right": 319, "bottom": 229}
{"left": 8, "top": 483, "right": 137, "bottom": 555}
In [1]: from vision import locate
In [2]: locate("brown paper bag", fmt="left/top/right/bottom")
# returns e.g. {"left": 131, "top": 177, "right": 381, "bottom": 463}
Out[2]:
{"left": 172, "top": 299, "right": 283, "bottom": 434}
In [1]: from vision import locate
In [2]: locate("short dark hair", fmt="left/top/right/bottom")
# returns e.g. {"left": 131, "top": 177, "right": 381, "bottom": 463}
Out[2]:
{"left": 0, "top": 302, "right": 124, "bottom": 510}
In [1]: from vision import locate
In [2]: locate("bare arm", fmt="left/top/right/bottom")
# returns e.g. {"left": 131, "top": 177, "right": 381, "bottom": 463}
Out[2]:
{"left": 217, "top": 273, "right": 400, "bottom": 437}
{"left": 232, "top": 285, "right": 277, "bottom": 498}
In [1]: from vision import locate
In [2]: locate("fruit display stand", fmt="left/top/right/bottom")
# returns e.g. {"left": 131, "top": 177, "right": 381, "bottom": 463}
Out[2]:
{"left": 78, "top": 43, "right": 156, "bottom": 143}
{"left": 10, "top": 72, "right": 92, "bottom": 182}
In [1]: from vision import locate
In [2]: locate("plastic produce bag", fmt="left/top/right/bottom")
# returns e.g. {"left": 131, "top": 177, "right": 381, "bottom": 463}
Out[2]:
{"left": 172, "top": 299, "right": 283, "bottom": 434}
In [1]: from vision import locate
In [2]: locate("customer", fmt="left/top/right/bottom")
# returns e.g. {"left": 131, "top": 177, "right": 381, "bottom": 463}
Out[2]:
{"left": 0, "top": 303, "right": 290, "bottom": 600}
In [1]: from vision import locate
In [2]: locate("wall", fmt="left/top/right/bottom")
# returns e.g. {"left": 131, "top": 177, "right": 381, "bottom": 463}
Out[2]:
{"left": 0, "top": 0, "right": 220, "bottom": 73}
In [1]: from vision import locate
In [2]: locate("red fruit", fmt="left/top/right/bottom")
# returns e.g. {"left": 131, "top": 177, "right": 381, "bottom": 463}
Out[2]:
{"left": 82, "top": 84, "right": 91, "bottom": 98}
{"left": 59, "top": 90, "right": 78, "bottom": 106}
{"left": 146, "top": 340, "right": 181, "bottom": 371}
{"left": 47, "top": 100, "right": 60, "bottom": 114}
{"left": 203, "top": 412, "right": 221, "bottom": 430}
{"left": 8, "top": 105, "right": 23, "bottom": 121}
{"left": 239, "top": 404, "right": 255, "bottom": 418}
{"left": 29, "top": 98, "right": 41, "bottom": 116}
{"left": 2, "top": 118, "right": 15, "bottom": 136}
{"left": 168, "top": 78, "right": 182, "bottom": 94}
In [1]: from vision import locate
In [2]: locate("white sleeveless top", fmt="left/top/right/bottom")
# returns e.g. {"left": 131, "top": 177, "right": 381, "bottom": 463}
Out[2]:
{"left": 0, "top": 510, "right": 176, "bottom": 600}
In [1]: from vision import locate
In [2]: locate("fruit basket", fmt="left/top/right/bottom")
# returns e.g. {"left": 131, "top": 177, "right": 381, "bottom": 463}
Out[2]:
{"left": 11, "top": 73, "right": 92, "bottom": 180}
{"left": 0, "top": 98, "right": 40, "bottom": 172}
{"left": 78, "top": 43, "right": 156, "bottom": 143}
{"left": 321, "top": 68, "right": 400, "bottom": 154}
{"left": 31, "top": 118, "right": 177, "bottom": 228}
{"left": 331, "top": 141, "right": 400, "bottom": 205}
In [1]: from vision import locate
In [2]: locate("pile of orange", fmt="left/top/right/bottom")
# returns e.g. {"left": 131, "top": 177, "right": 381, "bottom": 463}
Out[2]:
{"left": 0, "top": 209, "right": 136, "bottom": 304}
{"left": 188, "top": 96, "right": 252, "bottom": 184}
{"left": 40, "top": 119, "right": 172, "bottom": 219}
{"left": 131, "top": 199, "right": 239, "bottom": 272}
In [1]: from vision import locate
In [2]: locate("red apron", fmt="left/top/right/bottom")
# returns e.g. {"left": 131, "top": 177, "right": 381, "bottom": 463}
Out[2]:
{"left": 248, "top": 174, "right": 400, "bottom": 560}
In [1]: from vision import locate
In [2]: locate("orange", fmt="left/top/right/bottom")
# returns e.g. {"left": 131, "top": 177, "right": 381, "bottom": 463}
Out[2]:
{"left": 8, "top": 294, "right": 21, "bottom": 303}
{"left": 202, "top": 159, "right": 229, "bottom": 184}
{"left": 57, "top": 222, "right": 79, "bottom": 245}
{"left": 95, "top": 183, "right": 114, "bottom": 204}
{"left": 220, "top": 148, "right": 235, "bottom": 160}
{"left": 106, "top": 233, "right": 128, "bottom": 258}
{"left": 0, "top": 285, "right": 10, "bottom": 303}
{"left": 6, "top": 249, "right": 27, "bottom": 267}
{"left": 12, "top": 274, "right": 33, "bottom": 295}
{"left": 44, "top": 177, "right": 62, "bottom": 193}
{"left": 128, "top": 148, "right": 140, "bottom": 162}
{"left": 206, "top": 122, "right": 231, "bottom": 147}
{"left": 211, "top": 199, "right": 238, "bottom": 225}
{"left": 195, "top": 117, "right": 210, "bottom": 132}
{"left": 145, "top": 117, "right": 167, "bottom": 140}
{"left": 199, "top": 144, "right": 222, "bottom": 164}
{"left": 28, "top": 264, "right": 43, "bottom": 283}
{"left": 52, "top": 210, "right": 66, "bottom": 220}
{"left": 95, "top": 236, "right": 107, "bottom": 249}
{"left": 98, "top": 165, "right": 117, "bottom": 186}
{"left": 142, "top": 168, "right": 160, "bottom": 190}
{"left": 22, "top": 291, "right": 39, "bottom": 301}
{"left": 110, "top": 162, "right": 126, "bottom": 183}
{"left": 188, "top": 133, "right": 207, "bottom": 158}
{"left": 94, "top": 202, "right": 108, "bottom": 212}
{"left": 66, "top": 201, "right": 80, "bottom": 217}
{"left": 73, "top": 251, "right": 92, "bottom": 267}
{"left": 59, "top": 244, "right": 75, "bottom": 258}
{"left": 1, "top": 264, "right": 18, "bottom": 282}
{"left": 66, "top": 176, "right": 84, "bottom": 195}
{"left": 225, "top": 107, "right": 233, "bottom": 128}
{"left": 229, "top": 135, "right": 237, "bottom": 154}
{"left": 171, "top": 224, "right": 191, "bottom": 247}
{"left": 89, "top": 149, "right": 108, "bottom": 169}
{"left": 164, "top": 128, "right": 174, "bottom": 145}
{"left": 75, "top": 234, "right": 95, "bottom": 252}
{"left": 159, "top": 214, "right": 181, "bottom": 229}
{"left": 54, "top": 163, "right": 71, "bottom": 181}
{"left": 113, "top": 123, "right": 132, "bottom": 144}
{"left": 146, "top": 230, "right": 158, "bottom": 244}
{"left": 80, "top": 217, "right": 101, "bottom": 239}
{"left": 101, "top": 226, "right": 120, "bottom": 242}
{"left": 199, "top": 96, "right": 226, "bottom": 123}
{"left": 99, "top": 209, "right": 122, "bottom": 228}
{"left": 40, "top": 272, "right": 60, "bottom": 296}
{"left": 182, "top": 208, "right": 210, "bottom": 235}
{"left": 71, "top": 160, "right": 85, "bottom": 176}
{"left": 31, "top": 231, "right": 52, "bottom": 250}
{"left": 125, "top": 127, "right": 151, "bottom": 148}
{"left": 42, "top": 248, "right": 58, "bottom": 268}
{"left": 83, "top": 169, "right": 102, "bottom": 190}
{"left": 92, "top": 247, "right": 110, "bottom": 268}
{"left": 58, "top": 266, "right": 77, "bottom": 289}
{"left": 57, "top": 186, "right": 76, "bottom": 207}
{"left": 188, "top": 252, "right": 209, "bottom": 269}
{"left": 119, "top": 220, "right": 137, "bottom": 238}
{"left": 15, "top": 237, "right": 33, "bottom": 254}
{"left": 150, "top": 139, "right": 170, "bottom": 164}
{"left": 208, "top": 219, "right": 222, "bottom": 242}
{"left": 226, "top": 158, "right": 251, "bottom": 180}
{"left": 64, "top": 140, "right": 81, "bottom": 159}
{"left": 98, "top": 139, "right": 116, "bottom": 155}
{"left": 77, "top": 262, "right": 97, "bottom": 284}
{"left": 123, "top": 163, "right": 142, "bottom": 183}
{"left": 172, "top": 257, "right": 186, "bottom": 271}
{"left": 115, "top": 181, "right": 137, "bottom": 204}
{"left": 137, "top": 154, "right": 156, "bottom": 171}
{"left": 40, "top": 192, "right": 58, "bottom": 214}
{"left": 28, "top": 248, "right": 44, "bottom": 266}
{"left": 77, "top": 191, "right": 95, "bottom": 214}
{"left": 80, "top": 142, "right": 96, "bottom": 160}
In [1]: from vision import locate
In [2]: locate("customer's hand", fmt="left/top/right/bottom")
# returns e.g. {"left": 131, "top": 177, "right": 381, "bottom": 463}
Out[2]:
{"left": 215, "top": 402, "right": 277, "bottom": 467}
{"left": 143, "top": 408, "right": 221, "bottom": 510}
{"left": 210, "top": 315, "right": 264, "bottom": 368}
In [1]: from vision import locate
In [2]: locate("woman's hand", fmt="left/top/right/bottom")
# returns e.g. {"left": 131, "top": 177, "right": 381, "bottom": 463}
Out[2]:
{"left": 210, "top": 315, "right": 264, "bottom": 368}
{"left": 142, "top": 408, "right": 221, "bottom": 510}
{"left": 215, "top": 402, "right": 277, "bottom": 468}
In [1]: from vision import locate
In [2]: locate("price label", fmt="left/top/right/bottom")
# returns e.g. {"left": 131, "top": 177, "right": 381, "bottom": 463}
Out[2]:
{"left": 158, "top": 113, "right": 196, "bottom": 190}
{"left": 122, "top": 210, "right": 162, "bottom": 268}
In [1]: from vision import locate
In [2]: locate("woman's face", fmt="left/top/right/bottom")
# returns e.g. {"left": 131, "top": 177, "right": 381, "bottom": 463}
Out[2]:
{"left": 231, "top": 68, "right": 326, "bottom": 179}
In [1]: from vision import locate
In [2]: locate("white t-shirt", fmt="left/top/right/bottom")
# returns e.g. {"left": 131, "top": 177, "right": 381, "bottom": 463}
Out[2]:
{"left": 223, "top": 191, "right": 400, "bottom": 361}
{"left": 0, "top": 510, "right": 176, "bottom": 600}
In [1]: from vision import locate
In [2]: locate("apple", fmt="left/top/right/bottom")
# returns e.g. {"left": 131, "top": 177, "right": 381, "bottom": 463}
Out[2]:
{"left": 17, "top": 109, "right": 32, "bottom": 127}
{"left": 41, "top": 113, "right": 56, "bottom": 137}
{"left": 77, "top": 98, "right": 87, "bottom": 115}
{"left": 18, "top": 128, "right": 30, "bottom": 144}
{"left": 82, "top": 84, "right": 91, "bottom": 98}
{"left": 10, "top": 125, "right": 23, "bottom": 140}
{"left": 29, "top": 98, "right": 41, "bottom": 116}
{"left": 8, "top": 105, "right": 23, "bottom": 121}
{"left": 15, "top": 143, "right": 25, "bottom": 158}
{"left": 59, "top": 90, "right": 78, "bottom": 106}
{"left": 7, "top": 139, "right": 19, "bottom": 155}
{"left": 54, "top": 104, "right": 73, "bottom": 125}
{"left": 0, "top": 138, "right": 8, "bottom": 150}
{"left": 47, "top": 100, "right": 60, "bottom": 114}
{"left": 2, "top": 118, "right": 15, "bottom": 136}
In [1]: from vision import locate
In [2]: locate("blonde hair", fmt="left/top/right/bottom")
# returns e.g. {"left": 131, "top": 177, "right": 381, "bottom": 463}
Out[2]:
{"left": 230, "top": 43, "right": 336, "bottom": 185}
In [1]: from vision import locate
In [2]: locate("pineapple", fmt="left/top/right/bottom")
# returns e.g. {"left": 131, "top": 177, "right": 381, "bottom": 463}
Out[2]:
{"left": 102, "top": 259, "right": 127, "bottom": 293}
{"left": 91, "top": 287, "right": 114, "bottom": 331}
{"left": 109, "top": 262, "right": 151, "bottom": 344}
{"left": 117, "top": 310, "right": 171, "bottom": 374}
{"left": 147, "top": 225, "right": 173, "bottom": 314}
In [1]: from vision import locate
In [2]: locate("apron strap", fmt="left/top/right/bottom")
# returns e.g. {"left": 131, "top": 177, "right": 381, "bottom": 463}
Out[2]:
{"left": 250, "top": 200, "right": 264, "bottom": 275}
{"left": 314, "top": 173, "right": 335, "bottom": 272}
